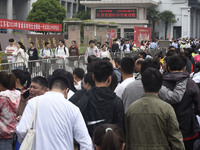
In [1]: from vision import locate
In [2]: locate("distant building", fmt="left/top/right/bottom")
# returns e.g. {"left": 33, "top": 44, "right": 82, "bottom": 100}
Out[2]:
{"left": 0, "top": 0, "right": 78, "bottom": 33}
{"left": 80, "top": 0, "right": 158, "bottom": 39}
{"left": 154, "top": 0, "right": 200, "bottom": 39}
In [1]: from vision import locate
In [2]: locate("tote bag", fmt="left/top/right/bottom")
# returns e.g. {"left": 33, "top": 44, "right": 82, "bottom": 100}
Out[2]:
{"left": 20, "top": 97, "right": 38, "bottom": 150}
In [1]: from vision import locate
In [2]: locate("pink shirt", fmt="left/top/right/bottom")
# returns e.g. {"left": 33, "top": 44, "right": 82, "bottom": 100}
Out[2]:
{"left": 5, "top": 45, "right": 17, "bottom": 62}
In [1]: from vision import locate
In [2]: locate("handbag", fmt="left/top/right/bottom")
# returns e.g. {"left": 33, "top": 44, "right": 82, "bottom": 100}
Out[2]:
{"left": 20, "top": 97, "right": 39, "bottom": 150}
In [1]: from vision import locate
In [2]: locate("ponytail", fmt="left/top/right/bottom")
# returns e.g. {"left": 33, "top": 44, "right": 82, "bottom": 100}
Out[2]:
{"left": 0, "top": 72, "right": 16, "bottom": 90}
{"left": 93, "top": 124, "right": 125, "bottom": 150}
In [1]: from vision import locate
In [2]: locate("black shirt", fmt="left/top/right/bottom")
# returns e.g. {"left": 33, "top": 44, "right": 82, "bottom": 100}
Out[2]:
{"left": 112, "top": 44, "right": 119, "bottom": 52}
{"left": 28, "top": 48, "right": 38, "bottom": 60}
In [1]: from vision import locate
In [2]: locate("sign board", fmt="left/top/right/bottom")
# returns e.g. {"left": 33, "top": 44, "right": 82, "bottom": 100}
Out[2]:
{"left": 0, "top": 19, "right": 62, "bottom": 32}
{"left": 134, "top": 26, "right": 151, "bottom": 48}
{"left": 96, "top": 9, "right": 137, "bottom": 19}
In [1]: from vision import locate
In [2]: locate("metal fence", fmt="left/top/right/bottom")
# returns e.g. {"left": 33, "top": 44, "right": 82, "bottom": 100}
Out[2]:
{"left": 0, "top": 48, "right": 167, "bottom": 78}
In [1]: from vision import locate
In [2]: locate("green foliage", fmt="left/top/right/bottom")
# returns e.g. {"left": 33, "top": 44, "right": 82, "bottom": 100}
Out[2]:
{"left": 26, "top": 0, "right": 66, "bottom": 24}
{"left": 147, "top": 8, "right": 160, "bottom": 24}
{"left": 159, "top": 10, "right": 176, "bottom": 24}
{"left": 76, "top": 10, "right": 91, "bottom": 20}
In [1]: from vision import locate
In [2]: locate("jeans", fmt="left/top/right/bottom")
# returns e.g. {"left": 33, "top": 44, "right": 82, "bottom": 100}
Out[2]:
{"left": 0, "top": 139, "right": 13, "bottom": 150}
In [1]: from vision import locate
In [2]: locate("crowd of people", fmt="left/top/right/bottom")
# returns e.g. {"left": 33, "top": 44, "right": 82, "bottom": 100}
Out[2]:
{"left": 1, "top": 37, "right": 200, "bottom": 150}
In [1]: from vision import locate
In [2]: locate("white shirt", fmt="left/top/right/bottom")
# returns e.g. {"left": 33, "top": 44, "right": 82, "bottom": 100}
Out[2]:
{"left": 193, "top": 72, "right": 200, "bottom": 83}
{"left": 17, "top": 92, "right": 93, "bottom": 150}
{"left": 5, "top": 45, "right": 17, "bottom": 63}
{"left": 126, "top": 44, "right": 130, "bottom": 52}
{"left": 12, "top": 48, "right": 26, "bottom": 63}
{"left": 55, "top": 46, "right": 69, "bottom": 58}
{"left": 114, "top": 77, "right": 135, "bottom": 99}
{"left": 100, "top": 50, "right": 111, "bottom": 59}
{"left": 75, "top": 81, "right": 82, "bottom": 90}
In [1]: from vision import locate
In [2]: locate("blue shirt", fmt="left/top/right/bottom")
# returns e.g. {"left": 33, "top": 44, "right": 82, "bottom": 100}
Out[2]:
{"left": 150, "top": 42, "right": 157, "bottom": 49}
{"left": 172, "top": 43, "right": 178, "bottom": 48}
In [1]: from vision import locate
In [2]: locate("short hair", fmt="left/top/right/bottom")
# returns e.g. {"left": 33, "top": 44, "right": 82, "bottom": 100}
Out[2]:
{"left": 139, "top": 52, "right": 147, "bottom": 59}
{"left": 84, "top": 72, "right": 95, "bottom": 87}
{"left": 73, "top": 68, "right": 85, "bottom": 80}
{"left": 71, "top": 40, "right": 76, "bottom": 44}
{"left": 32, "top": 76, "right": 48, "bottom": 88}
{"left": 141, "top": 58, "right": 160, "bottom": 74}
{"left": 89, "top": 40, "right": 95, "bottom": 44}
{"left": 105, "top": 42, "right": 109, "bottom": 45}
{"left": 30, "top": 42, "right": 34, "bottom": 45}
{"left": 121, "top": 57, "right": 135, "bottom": 74}
{"left": 49, "top": 76, "right": 69, "bottom": 91}
{"left": 59, "top": 40, "right": 65, "bottom": 44}
{"left": 142, "top": 67, "right": 162, "bottom": 93}
{"left": 167, "top": 55, "right": 187, "bottom": 71}
{"left": 114, "top": 58, "right": 122, "bottom": 66}
{"left": 9, "top": 38, "right": 14, "bottom": 42}
{"left": 113, "top": 39, "right": 117, "bottom": 42}
{"left": 166, "top": 50, "right": 177, "bottom": 56}
{"left": 101, "top": 44, "right": 107, "bottom": 48}
{"left": 88, "top": 55, "right": 97, "bottom": 64}
{"left": 168, "top": 46, "right": 175, "bottom": 50}
{"left": 45, "top": 42, "right": 49, "bottom": 47}
{"left": 93, "top": 60, "right": 113, "bottom": 82}
{"left": 97, "top": 42, "right": 101, "bottom": 45}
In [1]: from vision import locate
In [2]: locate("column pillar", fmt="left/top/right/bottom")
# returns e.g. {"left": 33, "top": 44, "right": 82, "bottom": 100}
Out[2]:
{"left": 7, "top": 0, "right": 13, "bottom": 34}
{"left": 70, "top": 2, "right": 73, "bottom": 18}
{"left": 193, "top": 9, "right": 196, "bottom": 38}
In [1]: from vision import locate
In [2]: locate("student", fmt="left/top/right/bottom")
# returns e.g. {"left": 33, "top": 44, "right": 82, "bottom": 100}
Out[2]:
{"left": 28, "top": 42, "right": 38, "bottom": 74}
{"left": 83, "top": 72, "right": 95, "bottom": 90}
{"left": 114, "top": 57, "right": 135, "bottom": 98}
{"left": 73, "top": 68, "right": 85, "bottom": 90}
{"left": 39, "top": 42, "right": 54, "bottom": 59}
{"left": 85, "top": 40, "right": 100, "bottom": 63}
{"left": 100, "top": 44, "right": 112, "bottom": 59}
{"left": 112, "top": 39, "right": 120, "bottom": 53}
{"left": 97, "top": 42, "right": 101, "bottom": 50}
{"left": 93, "top": 124, "right": 125, "bottom": 150}
{"left": 69, "top": 40, "right": 79, "bottom": 57}
{"left": 125, "top": 68, "right": 185, "bottom": 149}
{"left": 0, "top": 72, "right": 21, "bottom": 150}
{"left": 17, "top": 75, "right": 93, "bottom": 150}
{"left": 5, "top": 38, "right": 17, "bottom": 63}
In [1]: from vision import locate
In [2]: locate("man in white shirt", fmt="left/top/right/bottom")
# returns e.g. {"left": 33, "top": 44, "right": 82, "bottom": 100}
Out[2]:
{"left": 5, "top": 38, "right": 17, "bottom": 63}
{"left": 73, "top": 68, "right": 85, "bottom": 90}
{"left": 114, "top": 57, "right": 135, "bottom": 98}
{"left": 17, "top": 75, "right": 93, "bottom": 150}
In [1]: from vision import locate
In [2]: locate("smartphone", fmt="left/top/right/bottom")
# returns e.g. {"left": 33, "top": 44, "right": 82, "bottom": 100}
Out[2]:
{"left": 22, "top": 90, "right": 30, "bottom": 99}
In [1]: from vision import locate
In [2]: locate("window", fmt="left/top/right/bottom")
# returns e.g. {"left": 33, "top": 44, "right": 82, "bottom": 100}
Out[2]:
{"left": 87, "top": 26, "right": 90, "bottom": 31}
{"left": 117, "top": 28, "right": 121, "bottom": 38}
{"left": 67, "top": 2, "right": 71, "bottom": 13}
{"left": 124, "top": 28, "right": 134, "bottom": 40}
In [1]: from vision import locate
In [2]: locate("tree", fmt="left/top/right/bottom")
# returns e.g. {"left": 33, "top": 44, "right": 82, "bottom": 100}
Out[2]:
{"left": 26, "top": 0, "right": 66, "bottom": 33}
{"left": 147, "top": 8, "right": 160, "bottom": 39}
{"left": 159, "top": 10, "right": 176, "bottom": 40}
{"left": 76, "top": 10, "right": 91, "bottom": 20}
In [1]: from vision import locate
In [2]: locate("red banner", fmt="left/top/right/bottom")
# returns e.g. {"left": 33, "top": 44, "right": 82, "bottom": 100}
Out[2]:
{"left": 134, "top": 26, "right": 151, "bottom": 48}
{"left": 0, "top": 19, "right": 62, "bottom": 32}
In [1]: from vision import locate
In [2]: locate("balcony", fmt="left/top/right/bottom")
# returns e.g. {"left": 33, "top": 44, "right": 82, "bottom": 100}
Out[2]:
{"left": 80, "top": 0, "right": 158, "bottom": 8}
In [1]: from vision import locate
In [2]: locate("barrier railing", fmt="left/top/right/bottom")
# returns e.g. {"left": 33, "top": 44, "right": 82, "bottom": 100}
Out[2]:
{"left": 0, "top": 48, "right": 167, "bottom": 78}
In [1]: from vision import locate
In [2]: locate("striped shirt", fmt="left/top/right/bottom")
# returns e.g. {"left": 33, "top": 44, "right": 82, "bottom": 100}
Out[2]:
{"left": 5, "top": 45, "right": 17, "bottom": 63}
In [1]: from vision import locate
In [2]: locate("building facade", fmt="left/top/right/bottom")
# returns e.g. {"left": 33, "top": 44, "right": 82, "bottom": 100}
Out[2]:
{"left": 81, "top": 0, "right": 159, "bottom": 39}
{"left": 154, "top": 0, "right": 200, "bottom": 39}
{"left": 0, "top": 0, "right": 78, "bottom": 33}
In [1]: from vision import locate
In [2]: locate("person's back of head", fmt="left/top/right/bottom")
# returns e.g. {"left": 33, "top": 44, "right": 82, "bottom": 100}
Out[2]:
{"left": 167, "top": 55, "right": 187, "bottom": 72}
{"left": 88, "top": 55, "right": 97, "bottom": 64}
{"left": 139, "top": 52, "right": 147, "bottom": 59}
{"left": 12, "top": 69, "right": 31, "bottom": 89}
{"left": 0, "top": 72, "right": 16, "bottom": 91}
{"left": 32, "top": 76, "right": 48, "bottom": 89}
{"left": 93, "top": 124, "right": 125, "bottom": 150}
{"left": 83, "top": 72, "right": 95, "bottom": 90}
{"left": 168, "top": 46, "right": 175, "bottom": 51}
{"left": 93, "top": 60, "right": 113, "bottom": 85}
{"left": 49, "top": 75, "right": 70, "bottom": 98}
{"left": 166, "top": 50, "right": 177, "bottom": 57}
{"left": 53, "top": 69, "right": 77, "bottom": 93}
{"left": 120, "top": 57, "right": 135, "bottom": 75}
{"left": 73, "top": 68, "right": 85, "bottom": 81}
{"left": 142, "top": 68, "right": 162, "bottom": 93}
{"left": 141, "top": 58, "right": 160, "bottom": 74}
{"left": 114, "top": 58, "right": 122, "bottom": 69}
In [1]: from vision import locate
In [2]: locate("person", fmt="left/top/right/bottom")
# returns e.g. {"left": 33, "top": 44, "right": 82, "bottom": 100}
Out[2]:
{"left": 111, "top": 39, "right": 120, "bottom": 53}
{"left": 150, "top": 39, "right": 158, "bottom": 49}
{"left": 12, "top": 69, "right": 31, "bottom": 92}
{"left": 123, "top": 40, "right": 131, "bottom": 52}
{"left": 28, "top": 42, "right": 38, "bottom": 74}
{"left": 97, "top": 42, "right": 101, "bottom": 50}
{"left": 68, "top": 40, "right": 79, "bottom": 57}
{"left": 12, "top": 42, "right": 27, "bottom": 70}
{"left": 5, "top": 38, "right": 17, "bottom": 63}
{"left": 125, "top": 68, "right": 185, "bottom": 150}
{"left": 73, "top": 68, "right": 85, "bottom": 90}
{"left": 55, "top": 40, "right": 69, "bottom": 68}
{"left": 83, "top": 72, "right": 95, "bottom": 90}
{"left": 100, "top": 44, "right": 112, "bottom": 59}
{"left": 0, "top": 71, "right": 21, "bottom": 150}
{"left": 162, "top": 55, "right": 200, "bottom": 150}
{"left": 138, "top": 51, "right": 147, "bottom": 59}
{"left": 16, "top": 75, "right": 93, "bottom": 150}
{"left": 114, "top": 57, "right": 135, "bottom": 98}
{"left": 39, "top": 42, "right": 54, "bottom": 77}
{"left": 192, "top": 62, "right": 200, "bottom": 88}
{"left": 105, "top": 42, "right": 111, "bottom": 52}
{"left": 172, "top": 40, "right": 178, "bottom": 48}
{"left": 85, "top": 40, "right": 100, "bottom": 63}
{"left": 16, "top": 76, "right": 49, "bottom": 117}
{"left": 109, "top": 73, "right": 118, "bottom": 92}
{"left": 93, "top": 124, "right": 125, "bottom": 150}
{"left": 70, "top": 60, "right": 125, "bottom": 137}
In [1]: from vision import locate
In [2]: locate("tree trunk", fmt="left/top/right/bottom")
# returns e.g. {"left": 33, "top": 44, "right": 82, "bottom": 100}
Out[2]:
{"left": 152, "top": 21, "right": 155, "bottom": 39}
{"left": 165, "top": 22, "right": 168, "bottom": 40}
